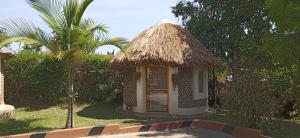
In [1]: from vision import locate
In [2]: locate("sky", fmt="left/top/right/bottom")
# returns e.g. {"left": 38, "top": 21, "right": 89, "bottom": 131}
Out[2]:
{"left": 0, "top": 0, "right": 180, "bottom": 54}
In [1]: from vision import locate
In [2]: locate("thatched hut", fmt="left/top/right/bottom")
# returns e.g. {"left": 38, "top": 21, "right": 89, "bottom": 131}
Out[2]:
{"left": 111, "top": 22, "right": 218, "bottom": 115}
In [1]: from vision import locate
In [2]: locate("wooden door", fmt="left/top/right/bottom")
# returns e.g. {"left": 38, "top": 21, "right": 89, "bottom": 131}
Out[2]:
{"left": 146, "top": 67, "right": 168, "bottom": 112}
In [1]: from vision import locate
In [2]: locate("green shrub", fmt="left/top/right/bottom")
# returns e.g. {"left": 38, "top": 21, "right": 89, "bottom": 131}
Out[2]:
{"left": 4, "top": 51, "right": 122, "bottom": 108}
{"left": 264, "top": 66, "right": 300, "bottom": 118}
{"left": 75, "top": 54, "right": 122, "bottom": 104}
{"left": 222, "top": 70, "right": 280, "bottom": 131}
{"left": 4, "top": 51, "right": 64, "bottom": 108}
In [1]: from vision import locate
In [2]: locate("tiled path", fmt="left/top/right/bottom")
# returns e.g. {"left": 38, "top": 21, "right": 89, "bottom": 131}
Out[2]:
{"left": 83, "top": 127, "right": 236, "bottom": 138}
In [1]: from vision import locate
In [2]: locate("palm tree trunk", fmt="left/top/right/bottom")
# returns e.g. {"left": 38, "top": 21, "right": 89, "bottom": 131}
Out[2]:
{"left": 65, "top": 62, "right": 74, "bottom": 128}
{"left": 66, "top": 94, "right": 74, "bottom": 128}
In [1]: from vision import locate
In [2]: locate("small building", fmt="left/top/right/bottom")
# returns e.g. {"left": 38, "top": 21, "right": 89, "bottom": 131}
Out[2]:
{"left": 111, "top": 22, "right": 218, "bottom": 115}
{"left": 0, "top": 47, "right": 15, "bottom": 118}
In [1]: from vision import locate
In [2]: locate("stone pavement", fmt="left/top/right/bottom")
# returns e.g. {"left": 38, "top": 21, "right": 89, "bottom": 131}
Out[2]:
{"left": 83, "top": 127, "right": 236, "bottom": 138}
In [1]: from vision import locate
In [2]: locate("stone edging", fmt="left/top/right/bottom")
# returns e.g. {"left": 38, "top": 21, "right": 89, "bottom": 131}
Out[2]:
{"left": 4, "top": 119, "right": 268, "bottom": 138}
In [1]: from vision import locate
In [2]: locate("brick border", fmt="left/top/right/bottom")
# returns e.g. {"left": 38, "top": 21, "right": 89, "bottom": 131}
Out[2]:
{"left": 4, "top": 120, "right": 267, "bottom": 138}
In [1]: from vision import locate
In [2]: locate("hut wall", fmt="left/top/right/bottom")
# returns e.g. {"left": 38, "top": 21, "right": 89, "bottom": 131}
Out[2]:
{"left": 0, "top": 59, "right": 3, "bottom": 105}
{"left": 192, "top": 67, "right": 209, "bottom": 100}
{"left": 135, "top": 66, "right": 146, "bottom": 112}
{"left": 178, "top": 67, "right": 208, "bottom": 108}
{"left": 122, "top": 67, "right": 137, "bottom": 106}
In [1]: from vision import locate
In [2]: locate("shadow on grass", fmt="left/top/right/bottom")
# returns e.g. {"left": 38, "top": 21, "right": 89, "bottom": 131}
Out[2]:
{"left": 77, "top": 103, "right": 132, "bottom": 120}
{"left": 6, "top": 102, "right": 53, "bottom": 112}
{"left": 120, "top": 118, "right": 180, "bottom": 125}
{"left": 0, "top": 118, "right": 54, "bottom": 136}
{"left": 77, "top": 103, "right": 189, "bottom": 126}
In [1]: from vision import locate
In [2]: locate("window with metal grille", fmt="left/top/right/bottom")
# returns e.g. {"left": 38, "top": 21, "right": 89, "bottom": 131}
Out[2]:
{"left": 199, "top": 71, "right": 204, "bottom": 93}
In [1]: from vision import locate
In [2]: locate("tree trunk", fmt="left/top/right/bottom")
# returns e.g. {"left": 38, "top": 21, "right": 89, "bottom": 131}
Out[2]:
{"left": 65, "top": 95, "right": 73, "bottom": 128}
{"left": 65, "top": 62, "right": 74, "bottom": 129}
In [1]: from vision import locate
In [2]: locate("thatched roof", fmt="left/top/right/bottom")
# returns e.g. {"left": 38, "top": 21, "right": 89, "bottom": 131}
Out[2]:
{"left": 111, "top": 22, "right": 218, "bottom": 69}
{"left": 0, "top": 47, "right": 14, "bottom": 59}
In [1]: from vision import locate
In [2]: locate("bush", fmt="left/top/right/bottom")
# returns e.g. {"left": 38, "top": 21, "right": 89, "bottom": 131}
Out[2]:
{"left": 75, "top": 55, "right": 122, "bottom": 104}
{"left": 4, "top": 51, "right": 66, "bottom": 108}
{"left": 264, "top": 66, "right": 300, "bottom": 118}
{"left": 278, "top": 91, "right": 299, "bottom": 118}
{"left": 221, "top": 70, "right": 280, "bottom": 131}
{"left": 4, "top": 51, "right": 122, "bottom": 108}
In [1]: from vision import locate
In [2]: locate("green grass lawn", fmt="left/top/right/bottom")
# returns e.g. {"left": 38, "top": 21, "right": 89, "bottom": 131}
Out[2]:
{"left": 0, "top": 104, "right": 299, "bottom": 138}
{"left": 0, "top": 103, "right": 174, "bottom": 136}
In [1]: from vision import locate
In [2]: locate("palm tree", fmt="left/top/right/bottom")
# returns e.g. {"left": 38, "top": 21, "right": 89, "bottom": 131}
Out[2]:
{"left": 0, "top": 0, "right": 126, "bottom": 128}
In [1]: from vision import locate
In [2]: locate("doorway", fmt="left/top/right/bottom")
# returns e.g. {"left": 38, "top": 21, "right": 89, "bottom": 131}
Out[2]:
{"left": 146, "top": 66, "right": 168, "bottom": 112}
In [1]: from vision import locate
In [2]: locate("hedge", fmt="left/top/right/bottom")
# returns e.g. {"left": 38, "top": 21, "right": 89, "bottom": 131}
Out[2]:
{"left": 4, "top": 51, "right": 122, "bottom": 108}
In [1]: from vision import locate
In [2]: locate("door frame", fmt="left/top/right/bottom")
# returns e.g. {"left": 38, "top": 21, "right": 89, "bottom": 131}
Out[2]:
{"left": 145, "top": 65, "right": 169, "bottom": 113}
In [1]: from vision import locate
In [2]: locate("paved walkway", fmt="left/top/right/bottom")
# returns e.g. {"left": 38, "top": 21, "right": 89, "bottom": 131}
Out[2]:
{"left": 83, "top": 127, "right": 236, "bottom": 138}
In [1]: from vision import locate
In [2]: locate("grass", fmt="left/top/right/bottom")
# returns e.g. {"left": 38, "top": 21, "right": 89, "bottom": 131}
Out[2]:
{"left": 1, "top": 104, "right": 299, "bottom": 138}
{"left": 264, "top": 119, "right": 300, "bottom": 138}
{"left": 0, "top": 103, "right": 174, "bottom": 136}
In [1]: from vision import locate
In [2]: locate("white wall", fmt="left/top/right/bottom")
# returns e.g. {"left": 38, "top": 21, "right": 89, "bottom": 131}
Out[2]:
{"left": 193, "top": 67, "right": 209, "bottom": 100}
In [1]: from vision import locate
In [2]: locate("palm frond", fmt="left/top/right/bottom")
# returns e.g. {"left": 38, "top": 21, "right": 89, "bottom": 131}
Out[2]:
{"left": 88, "top": 37, "right": 128, "bottom": 54}
{"left": 0, "top": 19, "right": 51, "bottom": 47}
{"left": 0, "top": 19, "right": 38, "bottom": 37}
{"left": 99, "top": 37, "right": 128, "bottom": 48}
{"left": 80, "top": 18, "right": 108, "bottom": 35}
{"left": 27, "top": 0, "right": 64, "bottom": 33}
{"left": 0, "top": 37, "right": 40, "bottom": 48}
{"left": 103, "top": 37, "right": 128, "bottom": 56}
{"left": 74, "top": 0, "right": 94, "bottom": 25}
{"left": 67, "top": 26, "right": 91, "bottom": 50}
{"left": 27, "top": 0, "right": 62, "bottom": 18}
{"left": 64, "top": 0, "right": 78, "bottom": 27}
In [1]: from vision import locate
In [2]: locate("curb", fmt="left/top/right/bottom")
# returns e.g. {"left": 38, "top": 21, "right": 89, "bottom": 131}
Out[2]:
{"left": 3, "top": 120, "right": 267, "bottom": 138}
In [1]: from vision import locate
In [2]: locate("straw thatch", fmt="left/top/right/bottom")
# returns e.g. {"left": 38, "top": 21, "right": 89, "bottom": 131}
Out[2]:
{"left": 111, "top": 23, "right": 218, "bottom": 69}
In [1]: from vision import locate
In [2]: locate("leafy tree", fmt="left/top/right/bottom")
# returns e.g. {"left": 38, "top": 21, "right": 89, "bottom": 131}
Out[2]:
{"left": 264, "top": 0, "right": 300, "bottom": 83}
{"left": 0, "top": 0, "right": 126, "bottom": 128}
{"left": 172, "top": 0, "right": 273, "bottom": 106}
{"left": 264, "top": 0, "right": 300, "bottom": 118}
{"left": 264, "top": 0, "right": 300, "bottom": 66}
{"left": 222, "top": 65, "right": 280, "bottom": 130}
{"left": 172, "top": 0, "right": 272, "bottom": 75}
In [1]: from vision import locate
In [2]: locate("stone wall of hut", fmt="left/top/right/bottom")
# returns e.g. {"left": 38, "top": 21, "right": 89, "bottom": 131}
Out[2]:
{"left": 122, "top": 67, "right": 137, "bottom": 106}
{"left": 178, "top": 67, "right": 207, "bottom": 108}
